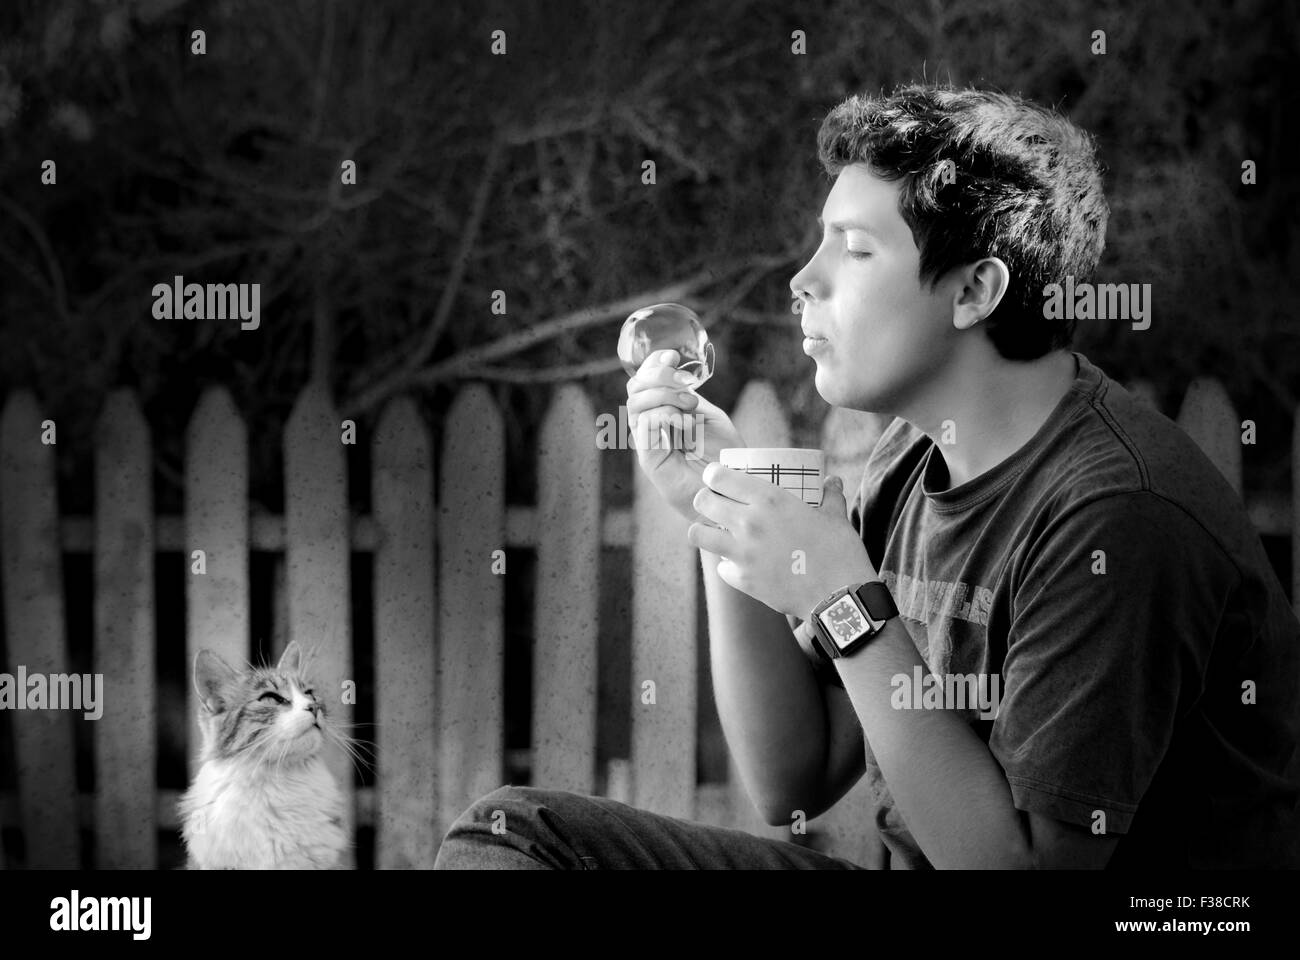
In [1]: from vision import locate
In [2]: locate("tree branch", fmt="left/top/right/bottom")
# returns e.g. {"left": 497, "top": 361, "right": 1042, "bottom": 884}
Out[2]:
{"left": 344, "top": 135, "right": 503, "bottom": 398}
{"left": 0, "top": 194, "right": 69, "bottom": 324}
{"left": 415, "top": 133, "right": 504, "bottom": 362}
{"left": 615, "top": 103, "right": 710, "bottom": 181}
{"left": 307, "top": 0, "right": 338, "bottom": 144}
{"left": 502, "top": 111, "right": 603, "bottom": 146}
{"left": 458, "top": 356, "right": 625, "bottom": 384}
{"left": 342, "top": 250, "right": 801, "bottom": 416}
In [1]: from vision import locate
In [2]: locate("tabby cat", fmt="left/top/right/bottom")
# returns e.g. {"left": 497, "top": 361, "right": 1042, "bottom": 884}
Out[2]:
{"left": 179, "top": 642, "right": 348, "bottom": 869}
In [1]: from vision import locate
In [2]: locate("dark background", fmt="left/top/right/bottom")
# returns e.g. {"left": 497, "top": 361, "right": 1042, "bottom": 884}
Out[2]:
{"left": 0, "top": 0, "right": 1296, "bottom": 866}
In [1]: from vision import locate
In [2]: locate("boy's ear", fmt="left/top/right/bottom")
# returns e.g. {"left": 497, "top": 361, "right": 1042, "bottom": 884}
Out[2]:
{"left": 276, "top": 641, "right": 302, "bottom": 675}
{"left": 951, "top": 256, "right": 1010, "bottom": 331}
{"left": 193, "top": 650, "right": 238, "bottom": 714}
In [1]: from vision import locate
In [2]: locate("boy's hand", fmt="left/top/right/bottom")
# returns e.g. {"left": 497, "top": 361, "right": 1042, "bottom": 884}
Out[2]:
{"left": 626, "top": 349, "right": 745, "bottom": 524}
{"left": 686, "top": 462, "right": 877, "bottom": 620}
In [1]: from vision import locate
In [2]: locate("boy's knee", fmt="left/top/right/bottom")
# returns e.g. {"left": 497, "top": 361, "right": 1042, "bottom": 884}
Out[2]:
{"left": 446, "top": 784, "right": 609, "bottom": 843}
{"left": 434, "top": 785, "right": 596, "bottom": 870}
{"left": 440, "top": 785, "right": 520, "bottom": 839}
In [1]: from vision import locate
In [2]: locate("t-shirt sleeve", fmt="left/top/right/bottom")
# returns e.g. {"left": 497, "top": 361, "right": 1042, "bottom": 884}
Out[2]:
{"left": 988, "top": 491, "right": 1235, "bottom": 834}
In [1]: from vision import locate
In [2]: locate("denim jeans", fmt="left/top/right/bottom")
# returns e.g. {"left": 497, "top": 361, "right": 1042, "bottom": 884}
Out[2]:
{"left": 433, "top": 785, "right": 870, "bottom": 869}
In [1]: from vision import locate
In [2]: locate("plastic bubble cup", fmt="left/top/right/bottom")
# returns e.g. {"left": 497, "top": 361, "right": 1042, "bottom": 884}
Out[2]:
{"left": 718, "top": 448, "right": 825, "bottom": 507}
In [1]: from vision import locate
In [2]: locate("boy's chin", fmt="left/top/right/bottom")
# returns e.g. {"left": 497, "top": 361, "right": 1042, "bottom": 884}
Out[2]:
{"left": 815, "top": 370, "right": 872, "bottom": 410}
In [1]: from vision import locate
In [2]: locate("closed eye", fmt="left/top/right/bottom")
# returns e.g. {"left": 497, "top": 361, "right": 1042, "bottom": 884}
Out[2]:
{"left": 302, "top": 688, "right": 314, "bottom": 697}
{"left": 259, "top": 691, "right": 288, "bottom": 705}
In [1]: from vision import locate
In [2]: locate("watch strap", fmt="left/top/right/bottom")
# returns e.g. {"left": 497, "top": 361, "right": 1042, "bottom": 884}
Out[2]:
{"left": 854, "top": 580, "right": 899, "bottom": 622}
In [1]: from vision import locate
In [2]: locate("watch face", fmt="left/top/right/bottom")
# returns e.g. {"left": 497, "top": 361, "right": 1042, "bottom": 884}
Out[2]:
{"left": 819, "top": 595, "right": 875, "bottom": 650}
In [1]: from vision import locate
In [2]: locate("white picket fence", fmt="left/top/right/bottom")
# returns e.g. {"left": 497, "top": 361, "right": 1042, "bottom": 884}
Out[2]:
{"left": 0, "top": 373, "right": 1294, "bottom": 868}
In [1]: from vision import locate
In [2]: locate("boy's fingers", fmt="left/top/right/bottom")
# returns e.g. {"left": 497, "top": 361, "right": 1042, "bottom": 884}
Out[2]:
{"left": 632, "top": 405, "right": 678, "bottom": 453}
{"left": 626, "top": 387, "right": 697, "bottom": 414}
{"left": 633, "top": 349, "right": 680, "bottom": 382}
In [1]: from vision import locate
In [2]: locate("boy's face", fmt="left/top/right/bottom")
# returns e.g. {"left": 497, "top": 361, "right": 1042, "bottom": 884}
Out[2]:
{"left": 790, "top": 163, "right": 959, "bottom": 415}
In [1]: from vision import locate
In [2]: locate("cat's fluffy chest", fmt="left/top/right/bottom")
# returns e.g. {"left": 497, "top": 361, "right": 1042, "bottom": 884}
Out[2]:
{"left": 180, "top": 756, "right": 347, "bottom": 869}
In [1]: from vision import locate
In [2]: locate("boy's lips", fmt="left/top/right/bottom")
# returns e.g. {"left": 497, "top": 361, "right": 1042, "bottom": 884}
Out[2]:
{"left": 802, "top": 334, "right": 830, "bottom": 356}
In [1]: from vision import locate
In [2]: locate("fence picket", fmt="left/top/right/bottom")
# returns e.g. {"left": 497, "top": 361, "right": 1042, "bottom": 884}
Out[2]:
{"left": 629, "top": 427, "right": 697, "bottom": 819}
{"left": 372, "top": 397, "right": 438, "bottom": 868}
{"left": 1176, "top": 377, "right": 1242, "bottom": 495}
{"left": 725, "top": 380, "right": 794, "bottom": 838}
{"left": 284, "top": 383, "right": 355, "bottom": 866}
{"left": 437, "top": 384, "right": 506, "bottom": 833}
{"left": 0, "top": 391, "right": 78, "bottom": 867}
{"left": 93, "top": 390, "right": 157, "bottom": 868}
{"left": 184, "top": 387, "right": 249, "bottom": 781}
{"left": 533, "top": 384, "right": 600, "bottom": 794}
{"left": 0, "top": 370, "right": 1295, "bottom": 868}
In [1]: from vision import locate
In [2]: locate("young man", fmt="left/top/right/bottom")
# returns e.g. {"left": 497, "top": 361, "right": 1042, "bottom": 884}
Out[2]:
{"left": 434, "top": 84, "right": 1300, "bottom": 869}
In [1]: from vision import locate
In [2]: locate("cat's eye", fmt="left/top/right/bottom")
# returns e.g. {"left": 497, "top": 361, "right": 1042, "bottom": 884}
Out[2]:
{"left": 259, "top": 691, "right": 288, "bottom": 705}
{"left": 302, "top": 688, "right": 315, "bottom": 697}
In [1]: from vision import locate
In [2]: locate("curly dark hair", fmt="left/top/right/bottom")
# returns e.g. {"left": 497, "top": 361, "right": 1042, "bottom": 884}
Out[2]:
{"left": 816, "top": 84, "right": 1109, "bottom": 360}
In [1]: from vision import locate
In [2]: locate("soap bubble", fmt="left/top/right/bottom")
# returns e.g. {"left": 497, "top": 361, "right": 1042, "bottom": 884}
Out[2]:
{"left": 617, "top": 302, "right": 714, "bottom": 388}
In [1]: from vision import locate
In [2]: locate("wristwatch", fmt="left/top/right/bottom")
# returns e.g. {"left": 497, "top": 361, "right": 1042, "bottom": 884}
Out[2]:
{"left": 809, "top": 581, "right": 899, "bottom": 661}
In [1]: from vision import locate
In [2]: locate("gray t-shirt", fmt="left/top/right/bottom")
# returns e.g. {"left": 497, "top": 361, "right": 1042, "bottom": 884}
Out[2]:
{"left": 792, "top": 351, "right": 1300, "bottom": 868}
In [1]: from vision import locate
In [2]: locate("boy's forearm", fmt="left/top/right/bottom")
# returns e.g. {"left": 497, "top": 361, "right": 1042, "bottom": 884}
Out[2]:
{"left": 835, "top": 619, "right": 1034, "bottom": 868}
{"left": 698, "top": 548, "right": 828, "bottom": 822}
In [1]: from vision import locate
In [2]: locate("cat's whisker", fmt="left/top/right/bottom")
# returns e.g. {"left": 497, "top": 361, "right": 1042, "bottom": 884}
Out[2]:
{"left": 329, "top": 745, "right": 369, "bottom": 782}
{"left": 275, "top": 731, "right": 301, "bottom": 777}
{"left": 249, "top": 732, "right": 281, "bottom": 772}
{"left": 338, "top": 740, "right": 377, "bottom": 765}
{"left": 329, "top": 730, "right": 374, "bottom": 770}
{"left": 324, "top": 725, "right": 375, "bottom": 778}
{"left": 325, "top": 720, "right": 375, "bottom": 749}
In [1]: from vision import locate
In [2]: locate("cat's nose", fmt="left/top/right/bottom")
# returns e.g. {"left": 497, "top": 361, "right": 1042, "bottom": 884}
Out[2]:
{"left": 305, "top": 701, "right": 321, "bottom": 717}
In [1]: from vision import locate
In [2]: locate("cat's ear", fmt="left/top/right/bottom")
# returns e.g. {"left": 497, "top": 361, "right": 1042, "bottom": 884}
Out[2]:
{"left": 194, "top": 650, "right": 238, "bottom": 714}
{"left": 277, "top": 641, "right": 302, "bottom": 675}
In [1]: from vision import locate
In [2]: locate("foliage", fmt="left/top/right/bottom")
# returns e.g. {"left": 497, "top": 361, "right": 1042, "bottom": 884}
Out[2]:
{"left": 0, "top": 0, "right": 1294, "bottom": 509}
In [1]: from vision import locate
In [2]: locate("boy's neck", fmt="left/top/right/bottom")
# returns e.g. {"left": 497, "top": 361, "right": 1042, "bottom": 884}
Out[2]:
{"left": 911, "top": 349, "right": 1079, "bottom": 491}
